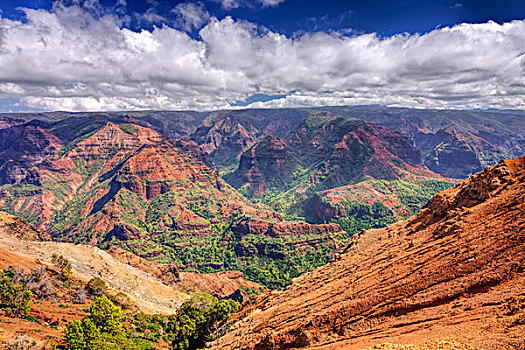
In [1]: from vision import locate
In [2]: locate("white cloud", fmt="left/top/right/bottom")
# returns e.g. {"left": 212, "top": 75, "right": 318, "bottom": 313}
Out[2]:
{"left": 173, "top": 2, "right": 210, "bottom": 32}
{"left": 213, "top": 0, "right": 285, "bottom": 10}
{"left": 258, "top": 0, "right": 285, "bottom": 8}
{"left": 0, "top": 4, "right": 523, "bottom": 112}
{"left": 214, "top": 0, "right": 241, "bottom": 10}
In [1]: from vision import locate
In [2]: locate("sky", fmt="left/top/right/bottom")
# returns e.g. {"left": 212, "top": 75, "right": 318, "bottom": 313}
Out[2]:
{"left": 0, "top": 0, "right": 523, "bottom": 112}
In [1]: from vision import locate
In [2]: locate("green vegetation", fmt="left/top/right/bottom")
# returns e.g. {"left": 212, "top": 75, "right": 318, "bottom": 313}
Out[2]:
{"left": 0, "top": 114, "right": 456, "bottom": 292}
{"left": 119, "top": 123, "right": 139, "bottom": 135}
{"left": 63, "top": 294, "right": 238, "bottom": 350}
{"left": 167, "top": 294, "right": 239, "bottom": 350}
{"left": 85, "top": 277, "right": 107, "bottom": 297}
{"left": 332, "top": 178, "right": 455, "bottom": 235}
{"left": 64, "top": 295, "right": 154, "bottom": 350}
{"left": 333, "top": 200, "right": 397, "bottom": 234}
{"left": 0, "top": 266, "right": 55, "bottom": 318}
{"left": 0, "top": 271, "right": 32, "bottom": 317}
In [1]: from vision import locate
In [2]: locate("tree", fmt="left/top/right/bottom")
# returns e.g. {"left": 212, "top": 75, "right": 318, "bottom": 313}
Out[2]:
{"left": 167, "top": 294, "right": 239, "bottom": 350}
{"left": 88, "top": 295, "right": 124, "bottom": 334}
{"left": 64, "top": 319, "right": 102, "bottom": 350}
{"left": 63, "top": 296, "right": 154, "bottom": 350}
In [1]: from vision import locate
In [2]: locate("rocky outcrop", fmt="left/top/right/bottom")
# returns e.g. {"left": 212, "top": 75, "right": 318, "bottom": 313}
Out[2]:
{"left": 0, "top": 211, "right": 50, "bottom": 241}
{"left": 191, "top": 115, "right": 258, "bottom": 167}
{"left": 227, "top": 135, "right": 299, "bottom": 195}
{"left": 232, "top": 218, "right": 342, "bottom": 238}
{"left": 0, "top": 117, "right": 350, "bottom": 288}
{"left": 211, "top": 156, "right": 525, "bottom": 350}
{"left": 0, "top": 229, "right": 190, "bottom": 315}
{"left": 172, "top": 139, "right": 215, "bottom": 170}
{"left": 422, "top": 128, "right": 494, "bottom": 179}
{"left": 228, "top": 115, "right": 431, "bottom": 195}
{"left": 0, "top": 121, "right": 269, "bottom": 243}
{"left": 190, "top": 110, "right": 306, "bottom": 168}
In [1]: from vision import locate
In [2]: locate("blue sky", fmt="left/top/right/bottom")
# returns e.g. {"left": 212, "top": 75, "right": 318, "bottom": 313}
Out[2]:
{"left": 0, "top": 0, "right": 523, "bottom": 112}
{"left": 2, "top": 0, "right": 524, "bottom": 35}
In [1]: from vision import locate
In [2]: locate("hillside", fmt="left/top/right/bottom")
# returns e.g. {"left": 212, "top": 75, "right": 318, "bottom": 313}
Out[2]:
{"left": 4, "top": 107, "right": 522, "bottom": 181}
{"left": 0, "top": 210, "right": 260, "bottom": 348}
{"left": 226, "top": 115, "right": 454, "bottom": 231}
{"left": 211, "top": 156, "right": 525, "bottom": 350}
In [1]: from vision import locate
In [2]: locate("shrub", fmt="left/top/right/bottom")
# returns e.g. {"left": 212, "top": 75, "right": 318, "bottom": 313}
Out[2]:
{"left": 88, "top": 295, "right": 124, "bottom": 334}
{"left": 0, "top": 273, "right": 32, "bottom": 317}
{"left": 63, "top": 296, "right": 154, "bottom": 350}
{"left": 85, "top": 277, "right": 107, "bottom": 297}
{"left": 64, "top": 318, "right": 102, "bottom": 350}
{"left": 51, "top": 254, "right": 72, "bottom": 281}
{"left": 109, "top": 292, "right": 132, "bottom": 309}
{"left": 31, "top": 276, "right": 53, "bottom": 298}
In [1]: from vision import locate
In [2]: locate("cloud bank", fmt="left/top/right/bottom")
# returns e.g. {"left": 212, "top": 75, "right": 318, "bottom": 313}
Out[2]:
{"left": 0, "top": 3, "right": 523, "bottom": 111}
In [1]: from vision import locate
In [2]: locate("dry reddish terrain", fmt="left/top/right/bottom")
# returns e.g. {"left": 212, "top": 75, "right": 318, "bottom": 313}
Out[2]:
{"left": 211, "top": 156, "right": 525, "bottom": 350}
{"left": 106, "top": 246, "right": 262, "bottom": 298}
{"left": 0, "top": 211, "right": 50, "bottom": 241}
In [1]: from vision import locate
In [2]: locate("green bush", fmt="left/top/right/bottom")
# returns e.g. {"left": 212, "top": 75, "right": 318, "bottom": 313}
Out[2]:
{"left": 88, "top": 295, "right": 124, "bottom": 334}
{"left": 64, "top": 318, "right": 102, "bottom": 350}
{"left": 0, "top": 273, "right": 32, "bottom": 317}
{"left": 85, "top": 277, "right": 107, "bottom": 297}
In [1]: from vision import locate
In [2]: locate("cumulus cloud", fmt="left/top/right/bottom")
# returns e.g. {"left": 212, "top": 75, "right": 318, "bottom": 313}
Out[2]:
{"left": 0, "top": 4, "right": 523, "bottom": 112}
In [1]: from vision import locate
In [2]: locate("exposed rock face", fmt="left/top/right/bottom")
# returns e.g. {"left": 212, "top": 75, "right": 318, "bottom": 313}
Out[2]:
{"left": 0, "top": 121, "right": 257, "bottom": 241}
{"left": 171, "top": 139, "right": 215, "bottom": 170}
{"left": 0, "top": 221, "right": 190, "bottom": 315}
{"left": 232, "top": 218, "right": 342, "bottom": 238}
{"left": 211, "top": 156, "right": 525, "bottom": 350}
{"left": 329, "top": 106, "right": 525, "bottom": 179}
{"left": 228, "top": 115, "right": 430, "bottom": 196}
{"left": 190, "top": 109, "right": 307, "bottom": 168}
{"left": 191, "top": 115, "right": 258, "bottom": 167}
{"left": 0, "top": 118, "right": 347, "bottom": 288}
{"left": 422, "top": 129, "right": 491, "bottom": 178}
{"left": 227, "top": 135, "right": 299, "bottom": 195}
